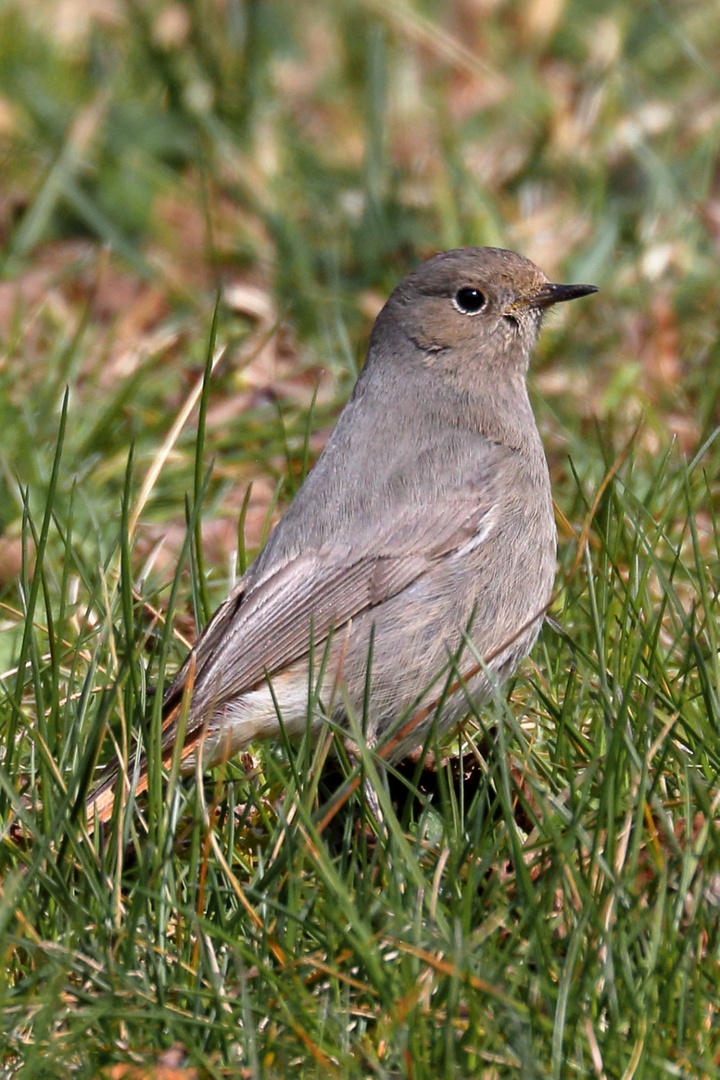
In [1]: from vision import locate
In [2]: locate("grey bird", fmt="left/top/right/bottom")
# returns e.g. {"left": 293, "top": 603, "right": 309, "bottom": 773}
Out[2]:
{"left": 87, "top": 247, "right": 597, "bottom": 824}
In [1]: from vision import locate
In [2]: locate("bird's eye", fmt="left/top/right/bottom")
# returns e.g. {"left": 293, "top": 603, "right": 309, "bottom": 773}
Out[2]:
{"left": 453, "top": 287, "right": 486, "bottom": 315}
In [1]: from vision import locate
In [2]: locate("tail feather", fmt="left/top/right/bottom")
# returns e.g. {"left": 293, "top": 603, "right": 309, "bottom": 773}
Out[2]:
{"left": 85, "top": 763, "right": 151, "bottom": 828}
{"left": 85, "top": 657, "right": 198, "bottom": 830}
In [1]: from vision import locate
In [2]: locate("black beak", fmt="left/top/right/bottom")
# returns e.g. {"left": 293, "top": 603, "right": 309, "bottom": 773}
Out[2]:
{"left": 529, "top": 282, "right": 599, "bottom": 309}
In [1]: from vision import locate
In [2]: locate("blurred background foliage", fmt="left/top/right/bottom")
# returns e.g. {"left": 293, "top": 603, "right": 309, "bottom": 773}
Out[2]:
{"left": 1, "top": 0, "right": 719, "bottom": 618}
{"left": 1, "top": 0, "right": 720, "bottom": 1075}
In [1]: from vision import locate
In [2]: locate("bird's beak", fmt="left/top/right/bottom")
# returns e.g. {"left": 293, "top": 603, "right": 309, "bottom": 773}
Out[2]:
{"left": 526, "top": 282, "right": 599, "bottom": 309}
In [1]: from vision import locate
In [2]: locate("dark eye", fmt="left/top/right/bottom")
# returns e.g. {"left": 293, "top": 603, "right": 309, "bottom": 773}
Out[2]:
{"left": 453, "top": 287, "right": 486, "bottom": 314}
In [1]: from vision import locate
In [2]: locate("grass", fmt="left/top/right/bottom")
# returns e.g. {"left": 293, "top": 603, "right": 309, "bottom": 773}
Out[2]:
{"left": 1, "top": 0, "right": 720, "bottom": 1076}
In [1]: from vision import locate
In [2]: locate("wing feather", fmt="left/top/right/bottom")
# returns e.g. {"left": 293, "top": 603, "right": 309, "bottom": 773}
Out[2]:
{"left": 164, "top": 489, "right": 501, "bottom": 730}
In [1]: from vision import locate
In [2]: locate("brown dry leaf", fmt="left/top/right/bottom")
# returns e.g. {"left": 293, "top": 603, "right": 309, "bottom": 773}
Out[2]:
{"left": 640, "top": 292, "right": 682, "bottom": 399}
{"left": 700, "top": 198, "right": 720, "bottom": 256}
{"left": 0, "top": 536, "right": 27, "bottom": 586}
{"left": 512, "top": 202, "right": 591, "bottom": 277}
{"left": 107, "top": 1043, "right": 197, "bottom": 1080}
{"left": 223, "top": 281, "right": 279, "bottom": 389}
{"left": 520, "top": 0, "right": 568, "bottom": 44}
{"left": 0, "top": 256, "right": 70, "bottom": 338}
{"left": 133, "top": 472, "right": 281, "bottom": 589}
{"left": 463, "top": 136, "right": 530, "bottom": 190}
{"left": 97, "top": 274, "right": 169, "bottom": 345}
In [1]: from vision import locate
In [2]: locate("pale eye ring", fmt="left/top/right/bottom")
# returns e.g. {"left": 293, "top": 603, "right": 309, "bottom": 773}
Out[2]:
{"left": 453, "top": 287, "right": 487, "bottom": 315}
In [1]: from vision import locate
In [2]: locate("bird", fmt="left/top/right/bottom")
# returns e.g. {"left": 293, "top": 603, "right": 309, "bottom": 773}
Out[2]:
{"left": 86, "top": 246, "right": 597, "bottom": 826}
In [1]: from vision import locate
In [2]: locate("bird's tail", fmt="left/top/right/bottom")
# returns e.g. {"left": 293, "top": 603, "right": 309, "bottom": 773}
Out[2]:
{"left": 85, "top": 657, "right": 198, "bottom": 830}
{"left": 84, "top": 758, "right": 150, "bottom": 828}
{"left": 84, "top": 704, "right": 177, "bottom": 828}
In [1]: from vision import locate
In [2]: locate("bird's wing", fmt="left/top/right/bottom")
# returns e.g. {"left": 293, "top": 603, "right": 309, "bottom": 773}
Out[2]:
{"left": 164, "top": 480, "right": 505, "bottom": 724}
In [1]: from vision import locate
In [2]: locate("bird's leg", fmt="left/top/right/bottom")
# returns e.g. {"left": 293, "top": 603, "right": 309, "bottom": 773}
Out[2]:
{"left": 344, "top": 733, "right": 386, "bottom": 834}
